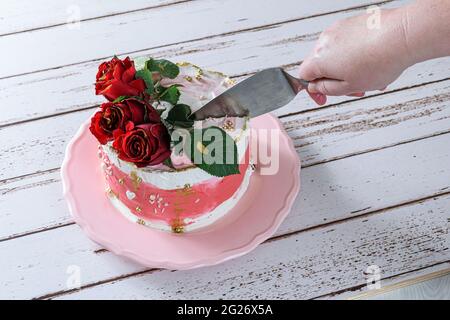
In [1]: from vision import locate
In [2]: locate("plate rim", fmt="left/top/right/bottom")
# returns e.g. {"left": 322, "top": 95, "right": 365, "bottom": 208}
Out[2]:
{"left": 61, "top": 113, "right": 301, "bottom": 270}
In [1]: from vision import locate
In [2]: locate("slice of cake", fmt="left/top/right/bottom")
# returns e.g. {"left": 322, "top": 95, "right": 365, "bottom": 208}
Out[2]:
{"left": 90, "top": 56, "right": 253, "bottom": 233}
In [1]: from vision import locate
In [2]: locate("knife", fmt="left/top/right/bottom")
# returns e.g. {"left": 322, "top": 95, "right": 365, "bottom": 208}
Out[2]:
{"left": 192, "top": 67, "right": 309, "bottom": 120}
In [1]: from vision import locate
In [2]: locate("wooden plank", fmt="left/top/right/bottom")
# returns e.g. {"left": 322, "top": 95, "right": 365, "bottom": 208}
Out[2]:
{"left": 0, "top": 0, "right": 186, "bottom": 36}
{"left": 1, "top": 130, "right": 450, "bottom": 243}
{"left": 364, "top": 272, "right": 450, "bottom": 300}
{"left": 29, "top": 193, "right": 450, "bottom": 299}
{"left": 1, "top": 133, "right": 449, "bottom": 299}
{"left": 282, "top": 79, "right": 450, "bottom": 166}
{"left": 2, "top": 0, "right": 439, "bottom": 128}
{"left": 319, "top": 262, "right": 450, "bottom": 299}
{"left": 0, "top": 170, "right": 69, "bottom": 241}
{"left": 0, "top": 0, "right": 393, "bottom": 78}
{"left": 1, "top": 78, "right": 449, "bottom": 182}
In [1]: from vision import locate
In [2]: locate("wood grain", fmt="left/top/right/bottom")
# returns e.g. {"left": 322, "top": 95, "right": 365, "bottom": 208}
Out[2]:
{"left": 1, "top": 124, "right": 450, "bottom": 243}
{"left": 364, "top": 273, "right": 450, "bottom": 300}
{"left": 2, "top": 0, "right": 439, "bottom": 128}
{"left": 1, "top": 78, "right": 449, "bottom": 182}
{"left": 318, "top": 262, "right": 450, "bottom": 299}
{"left": 47, "top": 193, "right": 449, "bottom": 299}
{"left": 0, "top": 0, "right": 188, "bottom": 36}
{"left": 1, "top": 0, "right": 448, "bottom": 300}
{"left": 0, "top": 132, "right": 449, "bottom": 299}
{"left": 0, "top": 0, "right": 393, "bottom": 78}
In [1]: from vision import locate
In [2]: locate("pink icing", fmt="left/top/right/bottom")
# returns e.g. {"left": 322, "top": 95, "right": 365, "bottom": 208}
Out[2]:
{"left": 101, "top": 148, "right": 249, "bottom": 229}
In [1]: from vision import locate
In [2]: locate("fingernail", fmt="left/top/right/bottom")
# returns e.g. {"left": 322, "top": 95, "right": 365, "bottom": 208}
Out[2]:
{"left": 308, "top": 84, "right": 318, "bottom": 93}
{"left": 311, "top": 93, "right": 327, "bottom": 105}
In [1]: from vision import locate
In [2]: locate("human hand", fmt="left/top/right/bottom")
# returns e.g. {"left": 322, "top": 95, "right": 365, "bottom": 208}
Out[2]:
{"left": 299, "top": 8, "right": 414, "bottom": 103}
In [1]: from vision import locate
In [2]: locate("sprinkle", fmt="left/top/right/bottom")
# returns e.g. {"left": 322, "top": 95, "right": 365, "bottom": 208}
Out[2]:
{"left": 222, "top": 119, "right": 235, "bottom": 131}
{"left": 136, "top": 206, "right": 142, "bottom": 213}
{"left": 130, "top": 171, "right": 141, "bottom": 190}
{"left": 118, "top": 178, "right": 124, "bottom": 185}
{"left": 195, "top": 198, "right": 200, "bottom": 204}
{"left": 172, "top": 226, "right": 184, "bottom": 234}
{"left": 126, "top": 190, "right": 136, "bottom": 200}
{"left": 137, "top": 219, "right": 146, "bottom": 225}
{"left": 185, "top": 76, "right": 193, "bottom": 82}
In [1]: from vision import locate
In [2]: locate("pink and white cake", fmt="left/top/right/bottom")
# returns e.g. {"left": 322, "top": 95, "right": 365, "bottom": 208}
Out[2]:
{"left": 90, "top": 56, "right": 253, "bottom": 233}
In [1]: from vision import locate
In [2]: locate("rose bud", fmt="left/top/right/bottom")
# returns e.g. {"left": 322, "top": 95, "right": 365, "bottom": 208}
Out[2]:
{"left": 95, "top": 56, "right": 146, "bottom": 101}
{"left": 112, "top": 122, "right": 171, "bottom": 167}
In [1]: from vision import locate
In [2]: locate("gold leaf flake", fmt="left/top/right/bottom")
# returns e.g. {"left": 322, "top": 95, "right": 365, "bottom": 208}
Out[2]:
{"left": 130, "top": 171, "right": 141, "bottom": 191}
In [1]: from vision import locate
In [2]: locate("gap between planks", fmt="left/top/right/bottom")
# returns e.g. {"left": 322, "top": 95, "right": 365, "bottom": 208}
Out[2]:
{"left": 0, "top": 0, "right": 393, "bottom": 81}
{"left": 1, "top": 63, "right": 448, "bottom": 130}
{"left": 3, "top": 160, "right": 450, "bottom": 244}
{"left": 34, "top": 190, "right": 450, "bottom": 300}
{"left": 1, "top": 77, "right": 450, "bottom": 241}
{"left": 312, "top": 260, "right": 450, "bottom": 300}
{"left": 0, "top": 0, "right": 194, "bottom": 38}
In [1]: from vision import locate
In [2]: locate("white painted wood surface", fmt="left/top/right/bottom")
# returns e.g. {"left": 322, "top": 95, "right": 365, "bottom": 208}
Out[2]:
{"left": 0, "top": 0, "right": 185, "bottom": 35}
{"left": 1, "top": 0, "right": 449, "bottom": 300}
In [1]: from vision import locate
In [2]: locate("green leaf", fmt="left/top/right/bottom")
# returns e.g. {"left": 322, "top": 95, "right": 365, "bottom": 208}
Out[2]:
{"left": 146, "top": 58, "right": 180, "bottom": 79}
{"left": 187, "top": 126, "right": 240, "bottom": 177}
{"left": 165, "top": 104, "right": 194, "bottom": 128}
{"left": 135, "top": 68, "right": 154, "bottom": 94}
{"left": 159, "top": 85, "right": 180, "bottom": 105}
{"left": 163, "top": 157, "right": 175, "bottom": 169}
{"left": 112, "top": 95, "right": 144, "bottom": 103}
{"left": 112, "top": 96, "right": 128, "bottom": 103}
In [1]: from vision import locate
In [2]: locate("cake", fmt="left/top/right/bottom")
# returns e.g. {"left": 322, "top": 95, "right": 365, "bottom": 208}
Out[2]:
{"left": 90, "top": 56, "right": 253, "bottom": 233}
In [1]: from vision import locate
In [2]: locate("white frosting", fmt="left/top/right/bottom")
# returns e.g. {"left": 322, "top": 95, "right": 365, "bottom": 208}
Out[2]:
{"left": 108, "top": 163, "right": 253, "bottom": 232}
{"left": 104, "top": 61, "right": 253, "bottom": 232}
{"left": 103, "top": 63, "right": 250, "bottom": 190}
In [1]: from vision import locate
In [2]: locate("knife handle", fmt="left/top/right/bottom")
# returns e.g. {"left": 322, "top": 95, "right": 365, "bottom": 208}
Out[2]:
{"left": 282, "top": 70, "right": 310, "bottom": 93}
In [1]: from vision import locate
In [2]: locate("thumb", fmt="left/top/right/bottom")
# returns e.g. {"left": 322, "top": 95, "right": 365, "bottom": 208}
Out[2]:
{"left": 298, "top": 57, "right": 322, "bottom": 81}
{"left": 308, "top": 79, "right": 351, "bottom": 96}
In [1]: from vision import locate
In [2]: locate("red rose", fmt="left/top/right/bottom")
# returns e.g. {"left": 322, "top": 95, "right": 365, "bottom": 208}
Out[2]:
{"left": 95, "top": 57, "right": 146, "bottom": 101}
{"left": 89, "top": 98, "right": 160, "bottom": 145}
{"left": 112, "top": 122, "right": 171, "bottom": 167}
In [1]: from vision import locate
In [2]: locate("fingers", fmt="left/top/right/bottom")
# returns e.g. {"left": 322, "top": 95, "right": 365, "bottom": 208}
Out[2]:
{"left": 348, "top": 92, "right": 365, "bottom": 97}
{"left": 308, "top": 79, "right": 352, "bottom": 96}
{"left": 299, "top": 57, "right": 327, "bottom": 105}
{"left": 298, "top": 57, "right": 322, "bottom": 81}
{"left": 307, "top": 91, "right": 327, "bottom": 105}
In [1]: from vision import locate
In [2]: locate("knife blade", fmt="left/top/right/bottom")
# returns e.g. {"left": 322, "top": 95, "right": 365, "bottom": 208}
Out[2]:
{"left": 192, "top": 67, "right": 308, "bottom": 120}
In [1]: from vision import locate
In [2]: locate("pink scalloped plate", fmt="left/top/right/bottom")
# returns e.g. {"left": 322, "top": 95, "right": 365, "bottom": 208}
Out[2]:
{"left": 61, "top": 114, "right": 300, "bottom": 270}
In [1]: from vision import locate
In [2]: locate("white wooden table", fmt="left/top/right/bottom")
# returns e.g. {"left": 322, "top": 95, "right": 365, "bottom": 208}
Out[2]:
{"left": 1, "top": 0, "right": 449, "bottom": 300}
